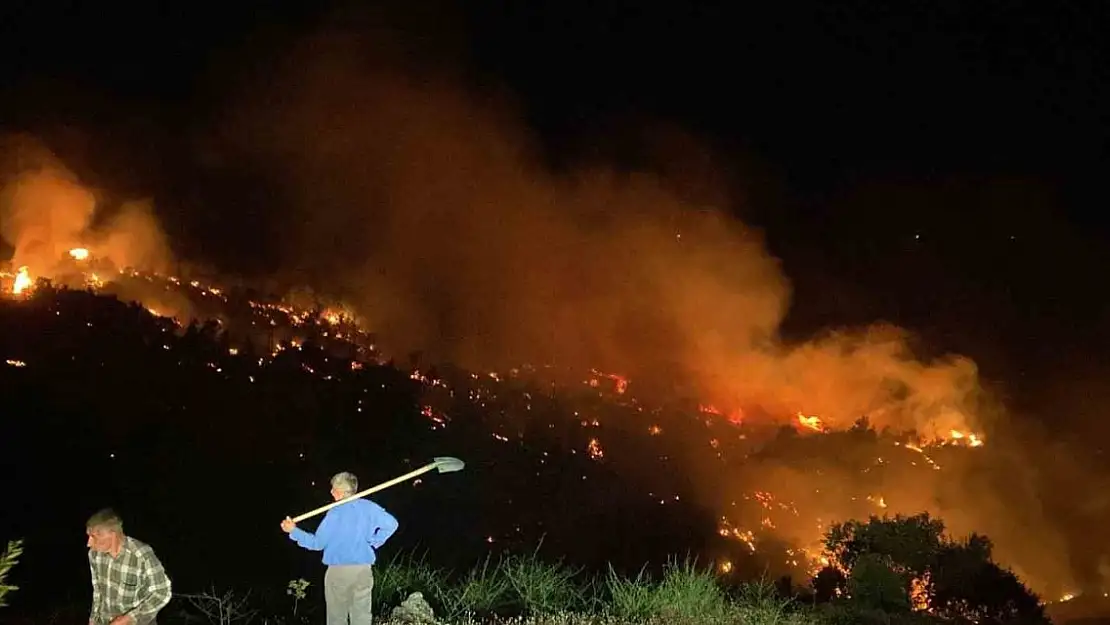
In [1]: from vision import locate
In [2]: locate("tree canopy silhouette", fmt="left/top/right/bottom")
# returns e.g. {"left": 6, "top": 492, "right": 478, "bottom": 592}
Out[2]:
{"left": 815, "top": 513, "right": 1049, "bottom": 625}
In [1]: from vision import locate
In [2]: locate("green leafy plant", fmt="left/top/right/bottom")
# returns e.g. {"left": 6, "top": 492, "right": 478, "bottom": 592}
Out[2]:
{"left": 286, "top": 578, "right": 310, "bottom": 617}
{"left": 652, "top": 556, "right": 729, "bottom": 622}
{"left": 734, "top": 580, "right": 814, "bottom": 625}
{"left": 0, "top": 539, "right": 24, "bottom": 608}
{"left": 436, "top": 552, "right": 511, "bottom": 619}
{"left": 374, "top": 548, "right": 450, "bottom": 614}
{"left": 602, "top": 556, "right": 731, "bottom": 623}
{"left": 501, "top": 548, "right": 585, "bottom": 615}
{"left": 604, "top": 564, "right": 660, "bottom": 621}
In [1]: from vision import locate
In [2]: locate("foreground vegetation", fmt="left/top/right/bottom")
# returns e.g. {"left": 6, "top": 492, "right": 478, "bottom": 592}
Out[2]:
{"left": 0, "top": 539, "right": 22, "bottom": 609}
{"left": 359, "top": 512, "right": 1050, "bottom": 625}
{"left": 177, "top": 553, "right": 819, "bottom": 625}
{"left": 2, "top": 515, "right": 1050, "bottom": 624}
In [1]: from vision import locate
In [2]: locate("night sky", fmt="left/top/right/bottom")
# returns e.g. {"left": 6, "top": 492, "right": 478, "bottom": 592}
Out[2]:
{"left": 2, "top": 3, "right": 1109, "bottom": 435}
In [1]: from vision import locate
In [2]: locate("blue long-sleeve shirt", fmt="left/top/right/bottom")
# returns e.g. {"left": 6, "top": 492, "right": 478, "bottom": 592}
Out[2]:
{"left": 289, "top": 498, "right": 399, "bottom": 566}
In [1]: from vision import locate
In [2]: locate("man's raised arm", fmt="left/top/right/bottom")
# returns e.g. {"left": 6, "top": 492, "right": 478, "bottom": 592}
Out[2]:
{"left": 290, "top": 510, "right": 335, "bottom": 551}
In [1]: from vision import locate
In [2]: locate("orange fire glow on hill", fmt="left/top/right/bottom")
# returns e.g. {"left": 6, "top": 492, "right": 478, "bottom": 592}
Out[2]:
{"left": 3, "top": 243, "right": 1086, "bottom": 603}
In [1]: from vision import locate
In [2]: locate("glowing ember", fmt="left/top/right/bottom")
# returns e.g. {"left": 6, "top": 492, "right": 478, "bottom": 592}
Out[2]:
{"left": 718, "top": 560, "right": 733, "bottom": 574}
{"left": 587, "top": 438, "right": 605, "bottom": 459}
{"left": 69, "top": 248, "right": 90, "bottom": 260}
{"left": 588, "top": 369, "right": 630, "bottom": 394}
{"left": 718, "top": 517, "right": 757, "bottom": 552}
{"left": 698, "top": 403, "right": 744, "bottom": 425}
{"left": 12, "top": 267, "right": 31, "bottom": 294}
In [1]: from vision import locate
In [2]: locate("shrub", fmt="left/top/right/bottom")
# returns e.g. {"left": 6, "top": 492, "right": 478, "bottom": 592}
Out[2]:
{"left": 603, "top": 564, "right": 660, "bottom": 621}
{"left": 602, "top": 556, "right": 731, "bottom": 623}
{"left": 436, "top": 552, "right": 513, "bottom": 620}
{"left": 175, "top": 587, "right": 258, "bottom": 625}
{"left": 654, "top": 556, "right": 729, "bottom": 622}
{"left": 374, "top": 549, "right": 450, "bottom": 614}
{"left": 733, "top": 580, "right": 817, "bottom": 625}
{"left": 501, "top": 548, "right": 586, "bottom": 615}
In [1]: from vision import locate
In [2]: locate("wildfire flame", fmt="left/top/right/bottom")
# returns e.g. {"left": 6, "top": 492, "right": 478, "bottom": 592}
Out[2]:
{"left": 12, "top": 267, "right": 31, "bottom": 295}
{"left": 910, "top": 574, "right": 931, "bottom": 611}
{"left": 587, "top": 438, "right": 605, "bottom": 459}
{"left": 69, "top": 248, "right": 89, "bottom": 261}
{"left": 699, "top": 404, "right": 744, "bottom": 425}
{"left": 949, "top": 429, "right": 984, "bottom": 447}
{"left": 796, "top": 413, "right": 824, "bottom": 432}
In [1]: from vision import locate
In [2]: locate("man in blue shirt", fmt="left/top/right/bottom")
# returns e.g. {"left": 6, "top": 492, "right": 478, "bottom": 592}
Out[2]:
{"left": 281, "top": 471, "right": 399, "bottom": 625}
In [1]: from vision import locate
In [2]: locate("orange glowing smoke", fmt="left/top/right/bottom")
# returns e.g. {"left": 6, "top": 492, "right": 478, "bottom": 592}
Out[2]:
{"left": 1, "top": 136, "right": 173, "bottom": 278}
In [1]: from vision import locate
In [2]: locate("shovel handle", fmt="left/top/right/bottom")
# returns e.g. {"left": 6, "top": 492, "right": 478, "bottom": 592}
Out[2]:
{"left": 290, "top": 462, "right": 438, "bottom": 523}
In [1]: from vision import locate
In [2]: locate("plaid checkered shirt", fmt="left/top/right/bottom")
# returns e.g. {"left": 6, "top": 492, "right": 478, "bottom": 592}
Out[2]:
{"left": 88, "top": 536, "right": 172, "bottom": 625}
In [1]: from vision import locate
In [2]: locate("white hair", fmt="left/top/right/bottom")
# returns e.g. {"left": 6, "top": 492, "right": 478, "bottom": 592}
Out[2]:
{"left": 331, "top": 471, "right": 358, "bottom": 496}
{"left": 87, "top": 508, "right": 124, "bottom": 534}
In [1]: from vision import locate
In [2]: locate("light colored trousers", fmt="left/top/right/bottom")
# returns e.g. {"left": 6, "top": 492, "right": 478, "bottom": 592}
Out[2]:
{"left": 325, "top": 564, "right": 374, "bottom": 625}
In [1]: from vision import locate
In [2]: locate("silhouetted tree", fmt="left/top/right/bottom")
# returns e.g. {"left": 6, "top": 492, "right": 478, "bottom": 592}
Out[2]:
{"left": 814, "top": 514, "right": 1049, "bottom": 625}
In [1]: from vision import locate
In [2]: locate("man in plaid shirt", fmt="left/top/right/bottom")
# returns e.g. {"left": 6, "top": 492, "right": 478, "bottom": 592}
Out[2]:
{"left": 86, "top": 508, "right": 172, "bottom": 625}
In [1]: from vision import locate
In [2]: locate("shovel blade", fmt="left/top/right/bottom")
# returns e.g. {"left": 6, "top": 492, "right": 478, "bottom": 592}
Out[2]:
{"left": 433, "top": 456, "right": 466, "bottom": 473}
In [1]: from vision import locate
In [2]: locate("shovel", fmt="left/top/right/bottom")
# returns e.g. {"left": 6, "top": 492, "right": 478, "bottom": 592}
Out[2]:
{"left": 290, "top": 456, "right": 466, "bottom": 523}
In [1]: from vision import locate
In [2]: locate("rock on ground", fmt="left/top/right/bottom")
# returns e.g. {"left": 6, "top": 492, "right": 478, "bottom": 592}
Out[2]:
{"left": 389, "top": 591, "right": 437, "bottom": 625}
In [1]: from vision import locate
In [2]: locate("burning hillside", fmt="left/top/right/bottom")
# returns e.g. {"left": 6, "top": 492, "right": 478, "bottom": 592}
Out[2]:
{"left": 0, "top": 248, "right": 1076, "bottom": 604}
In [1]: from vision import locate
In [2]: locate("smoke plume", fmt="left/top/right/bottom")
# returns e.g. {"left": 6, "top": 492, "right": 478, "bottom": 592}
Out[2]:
{"left": 0, "top": 134, "right": 172, "bottom": 276}
{"left": 211, "top": 29, "right": 985, "bottom": 440}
